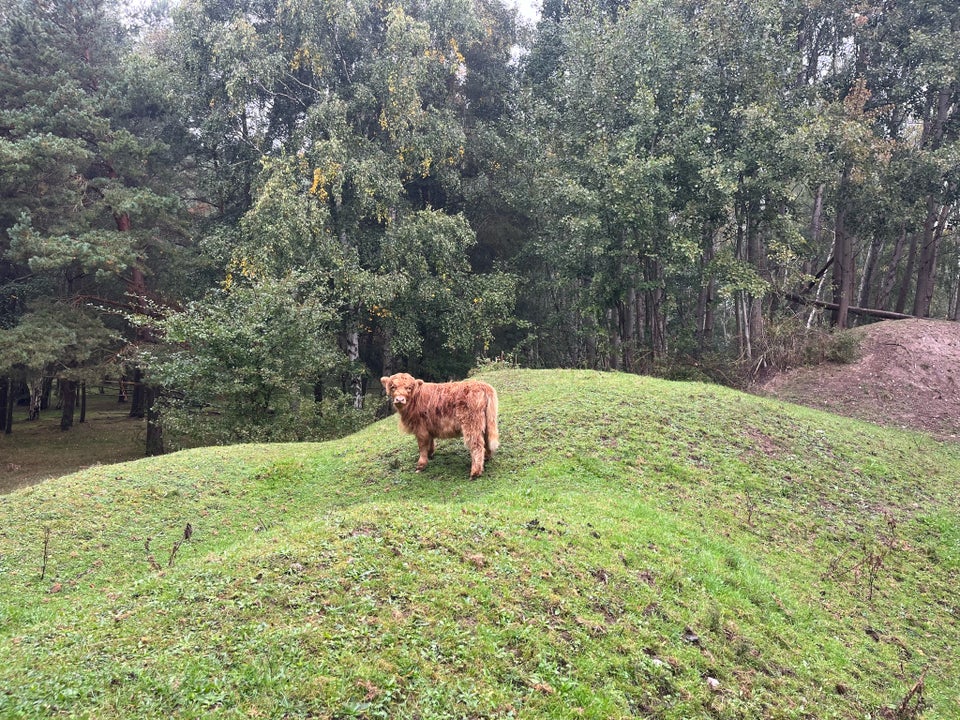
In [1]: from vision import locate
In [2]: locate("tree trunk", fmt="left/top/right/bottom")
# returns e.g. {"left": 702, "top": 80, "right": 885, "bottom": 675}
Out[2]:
{"left": 877, "top": 225, "right": 908, "bottom": 311}
{"left": 129, "top": 367, "right": 145, "bottom": 418}
{"left": 858, "top": 233, "right": 884, "bottom": 309}
{"left": 40, "top": 376, "right": 52, "bottom": 410}
{"left": 60, "top": 379, "right": 76, "bottom": 431}
{"left": 1, "top": 378, "right": 10, "bottom": 434}
{"left": 912, "top": 198, "right": 952, "bottom": 317}
{"left": 79, "top": 382, "right": 86, "bottom": 423}
{"left": 344, "top": 329, "right": 363, "bottom": 410}
{"left": 831, "top": 170, "right": 855, "bottom": 328}
{"left": 786, "top": 292, "right": 914, "bottom": 320}
{"left": 145, "top": 385, "right": 164, "bottom": 456}
{"left": 895, "top": 229, "right": 919, "bottom": 314}
{"left": 737, "top": 292, "right": 751, "bottom": 360}
{"left": 810, "top": 184, "right": 825, "bottom": 249}
{"left": 644, "top": 257, "right": 667, "bottom": 363}
{"left": 623, "top": 285, "right": 637, "bottom": 371}
{"left": 746, "top": 207, "right": 767, "bottom": 349}
{"left": 695, "top": 230, "right": 716, "bottom": 356}
{"left": 28, "top": 380, "right": 42, "bottom": 420}
{"left": 607, "top": 306, "right": 621, "bottom": 371}
{"left": 380, "top": 326, "right": 396, "bottom": 378}
{"left": 953, "top": 271, "right": 960, "bottom": 321}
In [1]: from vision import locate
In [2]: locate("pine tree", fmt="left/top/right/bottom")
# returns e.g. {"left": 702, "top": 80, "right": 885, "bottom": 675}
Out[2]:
{"left": 0, "top": 0, "right": 188, "bottom": 432}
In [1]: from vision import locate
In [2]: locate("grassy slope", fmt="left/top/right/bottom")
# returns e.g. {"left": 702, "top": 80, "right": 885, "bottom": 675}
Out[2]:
{"left": 0, "top": 369, "right": 958, "bottom": 719}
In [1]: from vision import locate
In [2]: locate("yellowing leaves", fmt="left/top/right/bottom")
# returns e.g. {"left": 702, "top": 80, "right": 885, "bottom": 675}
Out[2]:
{"left": 223, "top": 256, "right": 261, "bottom": 289}
{"left": 309, "top": 161, "right": 342, "bottom": 202}
{"left": 290, "top": 46, "right": 320, "bottom": 74}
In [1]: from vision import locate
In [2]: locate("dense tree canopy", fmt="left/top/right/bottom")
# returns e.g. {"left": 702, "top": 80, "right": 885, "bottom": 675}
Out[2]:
{"left": 2, "top": 0, "right": 958, "bottom": 446}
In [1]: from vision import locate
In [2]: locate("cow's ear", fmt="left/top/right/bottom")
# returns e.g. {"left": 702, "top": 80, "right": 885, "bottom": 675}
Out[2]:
{"left": 380, "top": 376, "right": 389, "bottom": 387}
{"left": 416, "top": 379, "right": 424, "bottom": 387}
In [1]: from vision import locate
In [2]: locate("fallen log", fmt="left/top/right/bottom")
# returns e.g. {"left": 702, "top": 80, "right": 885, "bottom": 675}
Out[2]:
{"left": 785, "top": 292, "right": 916, "bottom": 321}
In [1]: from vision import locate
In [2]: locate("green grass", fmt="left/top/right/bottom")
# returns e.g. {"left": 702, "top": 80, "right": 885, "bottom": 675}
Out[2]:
{"left": 1, "top": 369, "right": 958, "bottom": 718}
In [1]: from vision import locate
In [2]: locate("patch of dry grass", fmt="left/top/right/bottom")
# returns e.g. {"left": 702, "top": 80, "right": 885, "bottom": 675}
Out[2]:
{"left": 0, "top": 393, "right": 145, "bottom": 494}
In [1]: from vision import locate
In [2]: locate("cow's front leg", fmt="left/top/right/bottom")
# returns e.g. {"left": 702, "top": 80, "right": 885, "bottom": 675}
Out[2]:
{"left": 416, "top": 435, "right": 433, "bottom": 472}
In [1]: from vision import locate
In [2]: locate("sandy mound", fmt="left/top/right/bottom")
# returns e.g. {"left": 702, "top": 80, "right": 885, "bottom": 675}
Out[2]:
{"left": 756, "top": 318, "right": 960, "bottom": 440}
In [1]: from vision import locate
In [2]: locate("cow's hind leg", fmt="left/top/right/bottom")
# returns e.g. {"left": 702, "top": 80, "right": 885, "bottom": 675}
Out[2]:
{"left": 463, "top": 422, "right": 486, "bottom": 479}
{"left": 468, "top": 439, "right": 485, "bottom": 479}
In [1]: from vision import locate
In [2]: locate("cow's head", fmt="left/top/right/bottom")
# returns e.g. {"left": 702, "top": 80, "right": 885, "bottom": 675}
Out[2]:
{"left": 380, "top": 373, "right": 423, "bottom": 408}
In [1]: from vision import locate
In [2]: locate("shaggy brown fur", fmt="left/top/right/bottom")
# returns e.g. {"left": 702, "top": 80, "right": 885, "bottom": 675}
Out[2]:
{"left": 380, "top": 373, "right": 500, "bottom": 479}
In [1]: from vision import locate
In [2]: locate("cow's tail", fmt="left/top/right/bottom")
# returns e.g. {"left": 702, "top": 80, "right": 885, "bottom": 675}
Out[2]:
{"left": 485, "top": 386, "right": 500, "bottom": 455}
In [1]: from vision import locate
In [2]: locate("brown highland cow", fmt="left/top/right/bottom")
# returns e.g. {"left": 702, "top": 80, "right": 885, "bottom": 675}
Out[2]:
{"left": 380, "top": 373, "right": 500, "bottom": 479}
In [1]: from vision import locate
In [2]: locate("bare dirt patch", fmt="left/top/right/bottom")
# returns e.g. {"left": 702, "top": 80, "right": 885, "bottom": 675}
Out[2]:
{"left": 755, "top": 318, "right": 960, "bottom": 441}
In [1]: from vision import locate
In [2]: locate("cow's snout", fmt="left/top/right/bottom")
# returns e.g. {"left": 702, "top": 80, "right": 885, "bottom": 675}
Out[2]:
{"left": 393, "top": 396, "right": 407, "bottom": 405}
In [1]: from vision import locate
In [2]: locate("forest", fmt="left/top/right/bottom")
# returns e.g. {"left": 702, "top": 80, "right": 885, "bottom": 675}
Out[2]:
{"left": 1, "top": 0, "right": 958, "bottom": 450}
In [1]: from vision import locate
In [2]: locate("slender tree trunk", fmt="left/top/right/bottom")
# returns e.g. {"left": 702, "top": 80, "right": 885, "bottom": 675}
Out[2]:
{"left": 741, "top": 293, "right": 754, "bottom": 360}
{"left": 878, "top": 225, "right": 908, "bottom": 311}
{"left": 129, "top": 367, "right": 145, "bottom": 418}
{"left": 952, "top": 262, "right": 960, "bottom": 321}
{"left": 344, "top": 329, "right": 363, "bottom": 409}
{"left": 831, "top": 169, "right": 854, "bottom": 328}
{"left": 747, "top": 206, "right": 767, "bottom": 347}
{"left": 40, "top": 377, "right": 51, "bottom": 411}
{"left": 145, "top": 385, "right": 164, "bottom": 456}
{"left": 623, "top": 285, "right": 637, "bottom": 371}
{"left": 79, "top": 382, "right": 86, "bottom": 423}
{"left": 811, "top": 184, "right": 825, "bottom": 249}
{"left": 28, "top": 380, "right": 42, "bottom": 420}
{"left": 808, "top": 239, "right": 835, "bottom": 328}
{"left": 0, "top": 378, "right": 9, "bottom": 434}
{"left": 912, "top": 198, "right": 952, "bottom": 317}
{"left": 644, "top": 257, "right": 667, "bottom": 363}
{"left": 858, "top": 233, "right": 884, "bottom": 309}
{"left": 695, "top": 230, "right": 716, "bottom": 356}
{"left": 381, "top": 327, "right": 395, "bottom": 377}
{"left": 60, "top": 379, "right": 76, "bottom": 431}
{"left": 895, "top": 230, "right": 919, "bottom": 314}
{"left": 608, "top": 306, "right": 621, "bottom": 371}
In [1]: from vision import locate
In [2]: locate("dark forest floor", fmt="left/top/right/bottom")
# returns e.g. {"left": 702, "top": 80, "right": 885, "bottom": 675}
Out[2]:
{"left": 0, "top": 394, "right": 144, "bottom": 494}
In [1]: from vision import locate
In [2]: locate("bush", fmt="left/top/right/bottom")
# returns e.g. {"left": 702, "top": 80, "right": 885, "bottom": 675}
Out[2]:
{"left": 755, "top": 316, "right": 863, "bottom": 376}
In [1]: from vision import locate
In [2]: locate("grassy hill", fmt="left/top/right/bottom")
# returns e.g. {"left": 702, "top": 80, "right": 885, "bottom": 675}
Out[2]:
{"left": 1, "top": 369, "right": 958, "bottom": 719}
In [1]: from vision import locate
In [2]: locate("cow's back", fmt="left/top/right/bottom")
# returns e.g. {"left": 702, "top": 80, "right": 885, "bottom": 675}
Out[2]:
{"left": 399, "top": 380, "right": 491, "bottom": 439}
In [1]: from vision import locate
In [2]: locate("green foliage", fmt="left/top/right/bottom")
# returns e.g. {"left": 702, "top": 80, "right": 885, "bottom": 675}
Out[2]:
{"left": 3, "top": 0, "right": 960, "bottom": 437}
{"left": 146, "top": 272, "right": 344, "bottom": 445}
{"left": 0, "top": 0, "right": 193, "bottom": 420}
{"left": 1, "top": 370, "right": 958, "bottom": 717}
{"left": 160, "top": 0, "right": 519, "bottom": 383}
{"left": 0, "top": 301, "right": 118, "bottom": 379}
{"left": 380, "top": 210, "right": 517, "bottom": 359}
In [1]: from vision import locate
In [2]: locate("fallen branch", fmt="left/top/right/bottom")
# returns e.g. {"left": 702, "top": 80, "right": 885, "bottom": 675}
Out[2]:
{"left": 167, "top": 523, "right": 193, "bottom": 568}
{"left": 894, "top": 669, "right": 927, "bottom": 719}
{"left": 785, "top": 293, "right": 915, "bottom": 321}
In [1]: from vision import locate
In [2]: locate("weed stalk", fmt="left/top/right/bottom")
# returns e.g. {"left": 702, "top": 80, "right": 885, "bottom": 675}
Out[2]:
{"left": 40, "top": 526, "right": 50, "bottom": 580}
